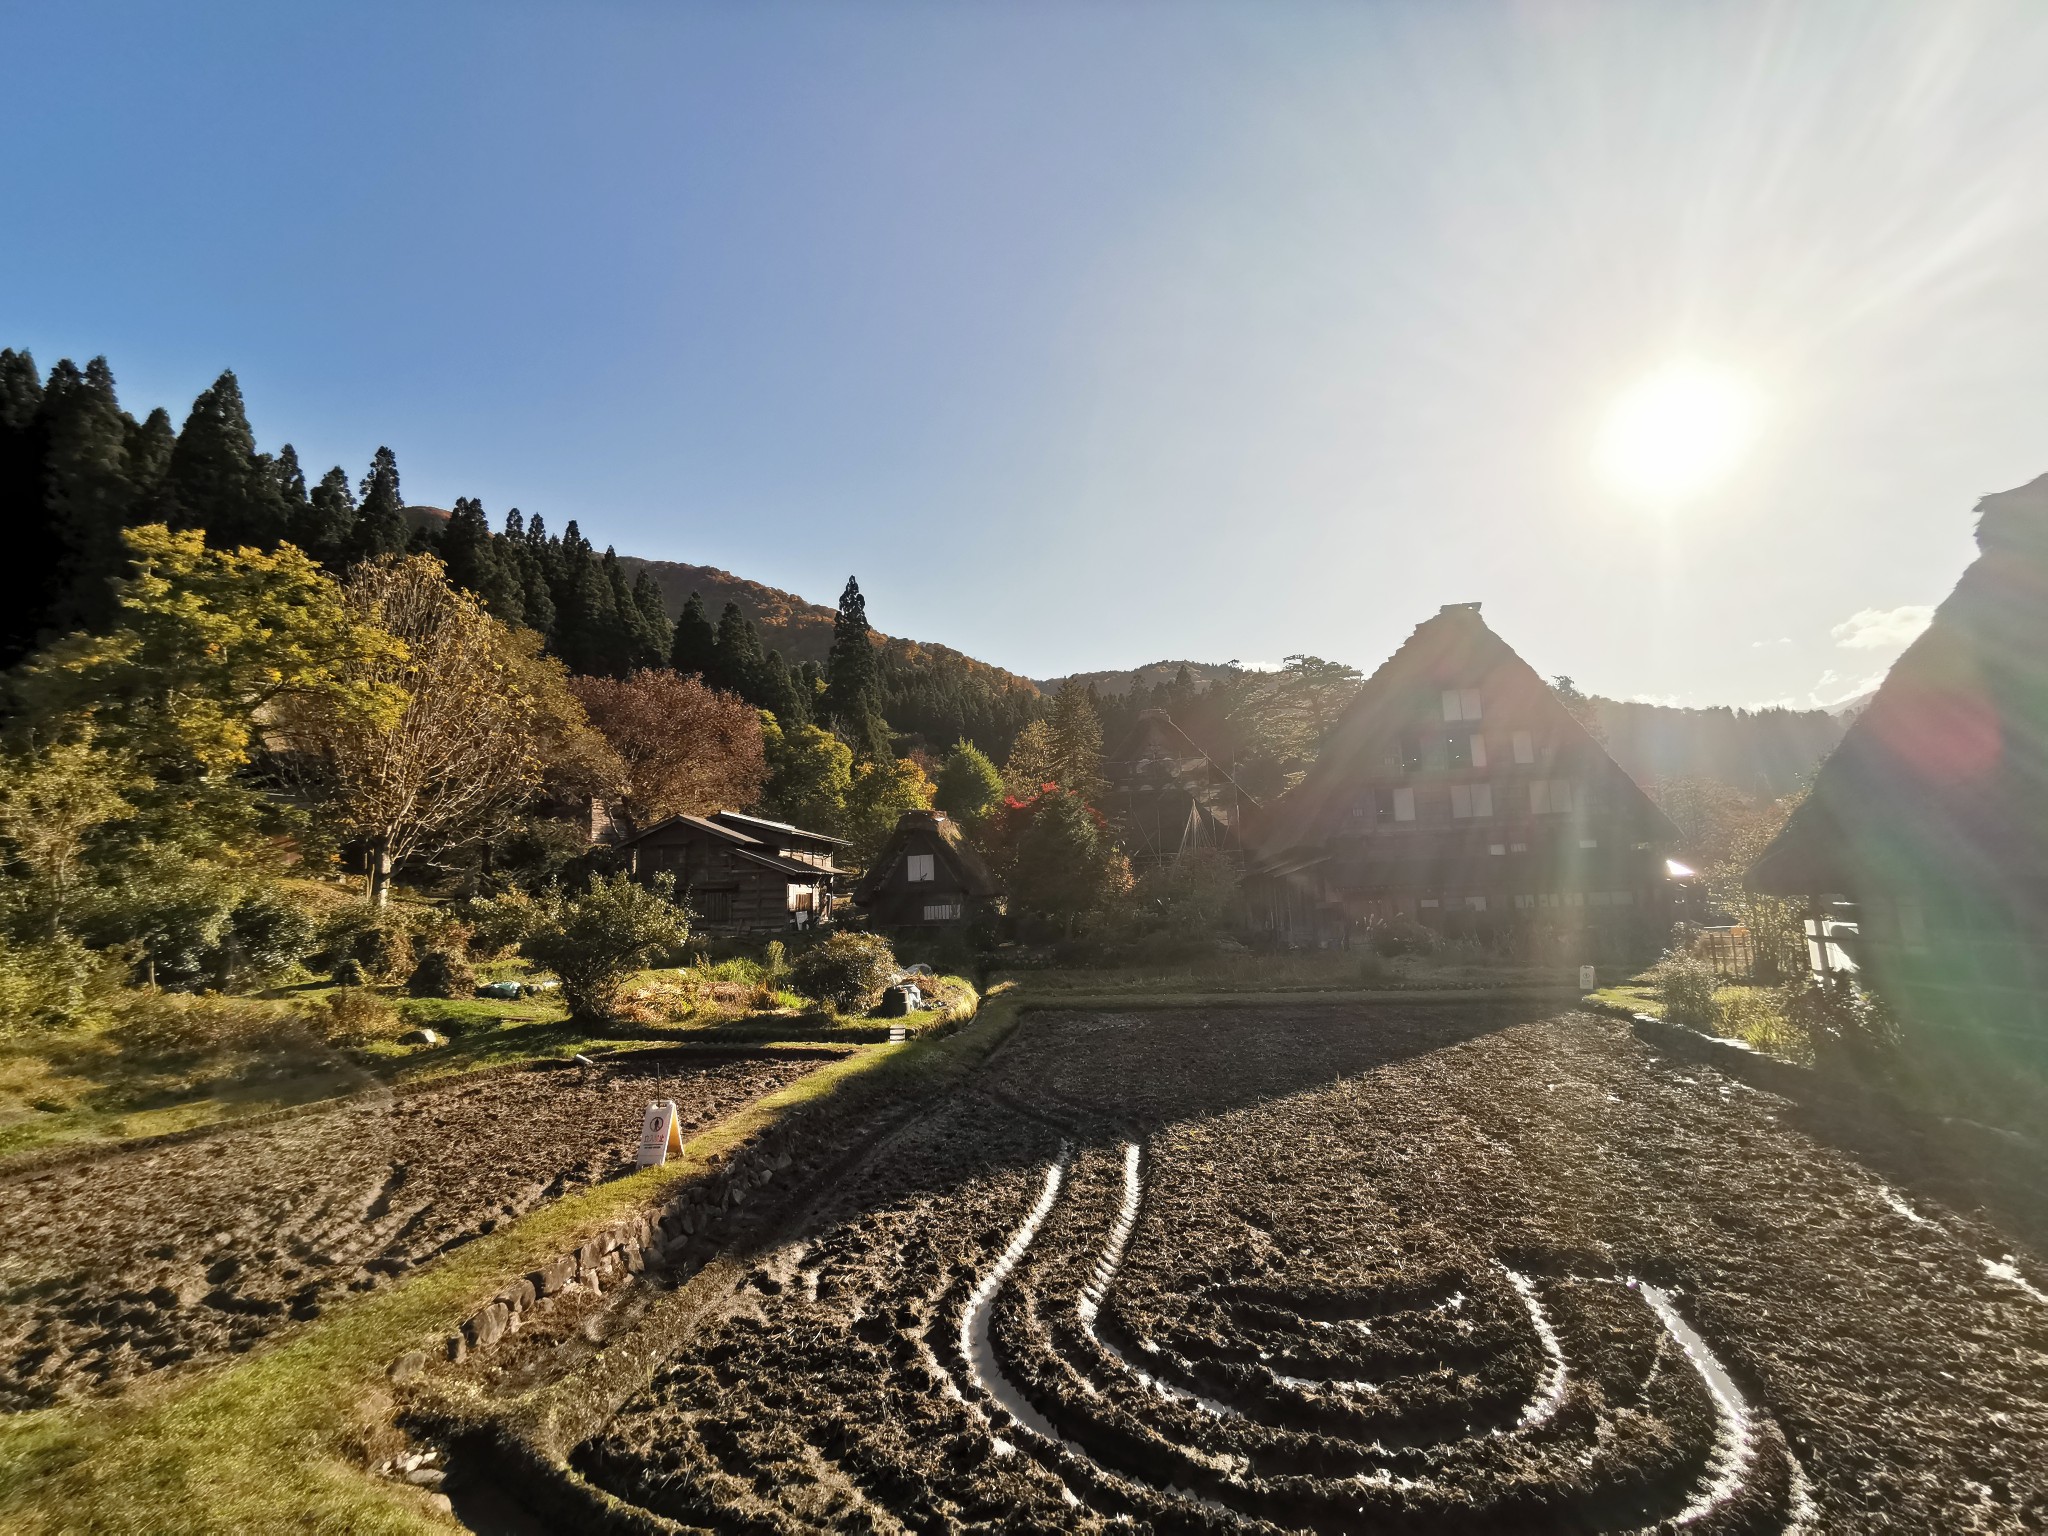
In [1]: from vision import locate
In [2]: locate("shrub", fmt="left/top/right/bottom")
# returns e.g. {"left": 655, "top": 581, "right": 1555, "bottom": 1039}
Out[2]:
{"left": 789, "top": 931, "right": 898, "bottom": 1014}
{"left": 0, "top": 932, "right": 119, "bottom": 1035}
{"left": 406, "top": 948, "right": 476, "bottom": 1000}
{"left": 214, "top": 886, "right": 319, "bottom": 989}
{"left": 1717, "top": 987, "right": 1803, "bottom": 1060}
{"left": 1780, "top": 979, "right": 1900, "bottom": 1065}
{"left": 115, "top": 993, "right": 299, "bottom": 1059}
{"left": 1654, "top": 953, "right": 1721, "bottom": 1027}
{"left": 316, "top": 987, "right": 404, "bottom": 1046}
{"left": 452, "top": 892, "right": 539, "bottom": 958}
{"left": 521, "top": 873, "right": 691, "bottom": 1023}
{"left": 318, "top": 906, "right": 417, "bottom": 981}
{"left": 1367, "top": 917, "right": 1439, "bottom": 958}
{"left": 331, "top": 957, "right": 368, "bottom": 987}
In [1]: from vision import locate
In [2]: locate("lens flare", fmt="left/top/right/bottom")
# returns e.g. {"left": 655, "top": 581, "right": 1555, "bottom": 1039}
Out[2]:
{"left": 1597, "top": 362, "right": 1759, "bottom": 504}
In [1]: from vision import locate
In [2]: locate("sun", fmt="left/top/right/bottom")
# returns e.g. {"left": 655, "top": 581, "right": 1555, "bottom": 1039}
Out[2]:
{"left": 1596, "top": 361, "right": 1759, "bottom": 504}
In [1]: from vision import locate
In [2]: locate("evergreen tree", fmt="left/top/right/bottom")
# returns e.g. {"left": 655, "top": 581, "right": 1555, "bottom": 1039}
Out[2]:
{"left": 440, "top": 496, "right": 525, "bottom": 625}
{"left": 630, "top": 569, "right": 672, "bottom": 667}
{"left": 515, "top": 509, "right": 557, "bottom": 640}
{"left": 547, "top": 520, "right": 614, "bottom": 674}
{"left": 822, "top": 575, "right": 889, "bottom": 760}
{"left": 349, "top": 445, "right": 408, "bottom": 562}
{"left": 296, "top": 466, "right": 358, "bottom": 570}
{"left": 161, "top": 370, "right": 285, "bottom": 549}
{"left": 757, "top": 649, "right": 809, "bottom": 725}
{"left": 710, "top": 601, "right": 765, "bottom": 697}
{"left": 36, "top": 357, "right": 137, "bottom": 637}
{"left": 1048, "top": 676, "right": 1107, "bottom": 803}
{"left": 0, "top": 349, "right": 51, "bottom": 666}
{"left": 268, "top": 442, "right": 309, "bottom": 538}
{"left": 601, "top": 547, "right": 652, "bottom": 676}
{"left": 124, "top": 407, "right": 177, "bottom": 502}
{"left": 669, "top": 591, "right": 717, "bottom": 677}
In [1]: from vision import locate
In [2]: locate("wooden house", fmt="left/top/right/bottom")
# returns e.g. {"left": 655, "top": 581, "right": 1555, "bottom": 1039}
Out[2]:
{"left": 852, "top": 810, "right": 1004, "bottom": 929}
{"left": 617, "top": 810, "right": 845, "bottom": 934}
{"left": 1748, "top": 472, "right": 2048, "bottom": 1059}
{"left": 1246, "top": 603, "right": 1677, "bottom": 959}
{"left": 1103, "top": 709, "right": 1259, "bottom": 865}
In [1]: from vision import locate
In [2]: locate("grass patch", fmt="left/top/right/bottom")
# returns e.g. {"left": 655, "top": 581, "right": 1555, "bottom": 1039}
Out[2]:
{"left": 0, "top": 988, "right": 1021, "bottom": 1534}
{"left": 1590, "top": 968, "right": 1812, "bottom": 1065}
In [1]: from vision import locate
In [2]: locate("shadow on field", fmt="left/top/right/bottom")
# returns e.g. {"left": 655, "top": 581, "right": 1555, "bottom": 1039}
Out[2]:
{"left": 1634, "top": 1015, "right": 2048, "bottom": 1255}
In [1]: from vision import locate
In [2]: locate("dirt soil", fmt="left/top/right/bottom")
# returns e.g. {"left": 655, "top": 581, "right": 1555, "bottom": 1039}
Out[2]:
{"left": 560, "top": 1005, "right": 2048, "bottom": 1534}
{"left": 0, "top": 1050, "right": 824, "bottom": 1410}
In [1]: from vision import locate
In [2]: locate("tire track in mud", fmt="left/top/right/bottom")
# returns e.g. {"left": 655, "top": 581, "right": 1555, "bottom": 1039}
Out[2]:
{"left": 561, "top": 1006, "right": 2048, "bottom": 1533}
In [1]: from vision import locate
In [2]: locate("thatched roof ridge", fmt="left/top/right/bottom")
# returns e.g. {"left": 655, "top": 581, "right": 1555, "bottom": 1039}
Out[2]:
{"left": 1749, "top": 472, "right": 2048, "bottom": 902}
{"left": 853, "top": 809, "right": 1005, "bottom": 902}
{"left": 1251, "top": 603, "right": 1675, "bottom": 866}
{"left": 1104, "top": 709, "right": 1263, "bottom": 807}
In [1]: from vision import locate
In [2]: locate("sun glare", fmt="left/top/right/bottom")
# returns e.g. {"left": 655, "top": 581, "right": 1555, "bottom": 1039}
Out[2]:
{"left": 1597, "top": 362, "right": 1759, "bottom": 505}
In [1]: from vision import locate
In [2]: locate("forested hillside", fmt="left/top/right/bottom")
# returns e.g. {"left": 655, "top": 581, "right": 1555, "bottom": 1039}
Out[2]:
{"left": 1589, "top": 697, "right": 1844, "bottom": 796}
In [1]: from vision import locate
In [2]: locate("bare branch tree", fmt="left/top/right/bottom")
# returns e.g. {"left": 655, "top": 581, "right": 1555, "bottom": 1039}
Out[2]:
{"left": 276, "top": 555, "right": 559, "bottom": 904}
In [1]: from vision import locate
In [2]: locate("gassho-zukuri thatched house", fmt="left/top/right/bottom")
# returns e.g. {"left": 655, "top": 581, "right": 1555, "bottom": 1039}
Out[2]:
{"left": 617, "top": 811, "right": 845, "bottom": 934}
{"left": 1102, "top": 708, "right": 1260, "bottom": 866}
{"left": 1245, "top": 602, "right": 1678, "bottom": 958}
{"left": 1748, "top": 472, "right": 2048, "bottom": 1060}
{"left": 852, "top": 809, "right": 1004, "bottom": 929}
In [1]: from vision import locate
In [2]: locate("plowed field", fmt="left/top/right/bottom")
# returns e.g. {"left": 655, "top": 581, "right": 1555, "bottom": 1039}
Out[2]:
{"left": 566, "top": 1006, "right": 2048, "bottom": 1533}
{"left": 0, "top": 1050, "right": 824, "bottom": 1409}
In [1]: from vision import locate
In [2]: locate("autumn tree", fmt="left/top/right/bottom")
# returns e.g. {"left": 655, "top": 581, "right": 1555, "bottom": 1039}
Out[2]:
{"left": 844, "top": 755, "right": 936, "bottom": 864}
{"left": 758, "top": 714, "right": 853, "bottom": 835}
{"left": 986, "top": 787, "right": 1131, "bottom": 937}
{"left": 272, "top": 554, "right": 564, "bottom": 903}
{"left": 567, "top": 669, "right": 767, "bottom": 835}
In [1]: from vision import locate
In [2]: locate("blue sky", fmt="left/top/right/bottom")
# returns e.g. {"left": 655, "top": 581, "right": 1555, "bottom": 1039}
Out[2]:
{"left": 7, "top": 1, "right": 2047, "bottom": 704}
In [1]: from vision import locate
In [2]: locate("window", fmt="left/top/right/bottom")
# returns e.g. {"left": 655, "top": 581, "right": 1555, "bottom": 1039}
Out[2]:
{"left": 695, "top": 890, "right": 735, "bottom": 923}
{"left": 1611, "top": 891, "right": 1633, "bottom": 906}
{"left": 906, "top": 853, "right": 936, "bottom": 883}
{"left": 1589, "top": 891, "right": 1612, "bottom": 907}
{"left": 1447, "top": 733, "right": 1471, "bottom": 770}
{"left": 1440, "top": 689, "right": 1483, "bottom": 721}
{"left": 1392, "top": 787, "right": 1416, "bottom": 822}
{"left": 1512, "top": 730, "right": 1535, "bottom": 764}
{"left": 1579, "top": 839, "right": 1598, "bottom": 850}
{"left": 791, "top": 889, "right": 814, "bottom": 912}
{"left": 1514, "top": 893, "right": 1536, "bottom": 910}
{"left": 1466, "top": 895, "right": 1487, "bottom": 913}
{"left": 1470, "top": 733, "right": 1488, "bottom": 769}
{"left": 1401, "top": 736, "right": 1426, "bottom": 774}
{"left": 1488, "top": 843, "right": 1507, "bottom": 856}
{"left": 923, "top": 900, "right": 964, "bottom": 921}
{"left": 1450, "top": 783, "right": 1493, "bottom": 818}
{"left": 1530, "top": 780, "right": 1574, "bottom": 815}
{"left": 1510, "top": 841, "right": 1528, "bottom": 853}
{"left": 1419, "top": 897, "right": 1439, "bottom": 908}
{"left": 1566, "top": 891, "right": 1585, "bottom": 907}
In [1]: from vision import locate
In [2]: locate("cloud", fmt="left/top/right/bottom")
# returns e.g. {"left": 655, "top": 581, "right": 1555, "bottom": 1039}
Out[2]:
{"left": 1750, "top": 636, "right": 1793, "bottom": 649}
{"left": 1831, "top": 605, "right": 1934, "bottom": 651}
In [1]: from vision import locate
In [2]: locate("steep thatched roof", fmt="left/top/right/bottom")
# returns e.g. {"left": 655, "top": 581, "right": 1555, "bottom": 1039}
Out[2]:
{"left": 853, "top": 810, "right": 1004, "bottom": 902}
{"left": 1252, "top": 603, "right": 1675, "bottom": 867}
{"left": 1749, "top": 473, "right": 2048, "bottom": 906}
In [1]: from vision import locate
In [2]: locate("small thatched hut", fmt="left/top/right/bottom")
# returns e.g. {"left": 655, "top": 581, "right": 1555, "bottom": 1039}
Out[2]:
{"left": 1748, "top": 472, "right": 2048, "bottom": 1058}
{"left": 852, "top": 810, "right": 1004, "bottom": 929}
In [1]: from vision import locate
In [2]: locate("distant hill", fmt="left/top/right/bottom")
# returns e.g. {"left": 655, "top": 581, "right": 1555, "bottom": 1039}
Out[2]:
{"left": 1589, "top": 697, "right": 1844, "bottom": 798}
{"left": 1033, "top": 660, "right": 1251, "bottom": 696}
{"left": 414, "top": 512, "right": 1839, "bottom": 790}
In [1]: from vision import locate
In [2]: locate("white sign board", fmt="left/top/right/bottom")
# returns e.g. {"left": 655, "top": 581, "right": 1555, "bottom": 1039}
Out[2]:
{"left": 1578, "top": 965, "right": 1597, "bottom": 990}
{"left": 636, "top": 1099, "right": 684, "bottom": 1167}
